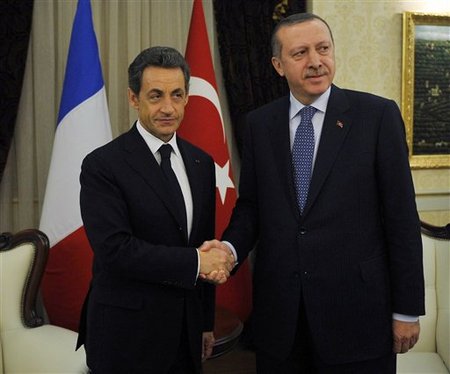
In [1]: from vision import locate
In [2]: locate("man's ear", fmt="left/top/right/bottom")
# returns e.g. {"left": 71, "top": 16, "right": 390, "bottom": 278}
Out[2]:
{"left": 271, "top": 57, "right": 285, "bottom": 77}
{"left": 128, "top": 88, "right": 139, "bottom": 109}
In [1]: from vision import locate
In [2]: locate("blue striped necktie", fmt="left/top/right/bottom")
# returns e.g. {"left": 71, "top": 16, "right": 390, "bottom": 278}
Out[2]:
{"left": 292, "top": 106, "right": 317, "bottom": 213}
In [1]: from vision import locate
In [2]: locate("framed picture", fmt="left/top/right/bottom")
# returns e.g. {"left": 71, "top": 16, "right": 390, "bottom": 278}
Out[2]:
{"left": 401, "top": 12, "right": 450, "bottom": 168}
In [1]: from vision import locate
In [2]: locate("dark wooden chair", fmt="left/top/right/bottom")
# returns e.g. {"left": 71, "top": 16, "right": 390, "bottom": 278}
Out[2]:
{"left": 211, "top": 306, "right": 244, "bottom": 358}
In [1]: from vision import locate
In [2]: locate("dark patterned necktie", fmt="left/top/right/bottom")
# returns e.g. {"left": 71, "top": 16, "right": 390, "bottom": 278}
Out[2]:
{"left": 159, "top": 144, "right": 187, "bottom": 234}
{"left": 292, "top": 106, "right": 317, "bottom": 213}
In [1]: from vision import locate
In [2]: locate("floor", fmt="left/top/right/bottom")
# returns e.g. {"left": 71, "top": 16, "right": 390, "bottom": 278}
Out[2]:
{"left": 203, "top": 342, "right": 256, "bottom": 374}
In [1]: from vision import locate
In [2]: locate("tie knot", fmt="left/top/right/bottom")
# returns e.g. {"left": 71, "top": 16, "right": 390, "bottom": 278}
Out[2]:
{"left": 159, "top": 144, "right": 173, "bottom": 160}
{"left": 300, "top": 106, "right": 317, "bottom": 121}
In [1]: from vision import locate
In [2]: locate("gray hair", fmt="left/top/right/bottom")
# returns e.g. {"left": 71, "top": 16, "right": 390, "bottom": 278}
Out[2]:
{"left": 128, "top": 46, "right": 190, "bottom": 94}
{"left": 271, "top": 13, "right": 334, "bottom": 57}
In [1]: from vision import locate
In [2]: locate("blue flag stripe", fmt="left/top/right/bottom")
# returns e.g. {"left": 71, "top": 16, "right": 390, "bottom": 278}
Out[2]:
{"left": 57, "top": 0, "right": 104, "bottom": 124}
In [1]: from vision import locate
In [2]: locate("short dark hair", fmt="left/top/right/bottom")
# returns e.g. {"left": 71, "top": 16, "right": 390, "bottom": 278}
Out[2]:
{"left": 128, "top": 46, "right": 190, "bottom": 94}
{"left": 271, "top": 13, "right": 334, "bottom": 57}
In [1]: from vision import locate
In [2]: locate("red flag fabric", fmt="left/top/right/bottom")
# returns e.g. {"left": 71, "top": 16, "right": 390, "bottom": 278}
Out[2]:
{"left": 179, "top": 0, "right": 252, "bottom": 322}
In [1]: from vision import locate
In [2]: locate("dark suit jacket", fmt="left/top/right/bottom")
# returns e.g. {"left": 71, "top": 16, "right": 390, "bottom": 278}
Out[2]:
{"left": 77, "top": 124, "right": 216, "bottom": 373}
{"left": 223, "top": 85, "right": 425, "bottom": 364}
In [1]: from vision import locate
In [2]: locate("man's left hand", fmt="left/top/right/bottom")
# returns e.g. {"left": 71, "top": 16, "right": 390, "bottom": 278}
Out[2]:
{"left": 393, "top": 319, "right": 420, "bottom": 353}
{"left": 202, "top": 331, "right": 215, "bottom": 361}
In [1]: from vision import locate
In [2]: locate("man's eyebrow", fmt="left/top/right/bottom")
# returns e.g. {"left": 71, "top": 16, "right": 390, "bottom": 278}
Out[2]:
{"left": 148, "top": 88, "right": 163, "bottom": 94}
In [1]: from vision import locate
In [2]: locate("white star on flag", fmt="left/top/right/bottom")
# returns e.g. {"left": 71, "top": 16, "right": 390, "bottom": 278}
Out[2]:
{"left": 215, "top": 160, "right": 235, "bottom": 204}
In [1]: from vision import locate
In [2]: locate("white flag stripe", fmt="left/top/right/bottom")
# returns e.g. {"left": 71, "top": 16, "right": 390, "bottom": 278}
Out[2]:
{"left": 40, "top": 87, "right": 112, "bottom": 246}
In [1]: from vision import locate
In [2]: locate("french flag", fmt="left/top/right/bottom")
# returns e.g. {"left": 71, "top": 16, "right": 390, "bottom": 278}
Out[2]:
{"left": 39, "top": 0, "right": 112, "bottom": 332}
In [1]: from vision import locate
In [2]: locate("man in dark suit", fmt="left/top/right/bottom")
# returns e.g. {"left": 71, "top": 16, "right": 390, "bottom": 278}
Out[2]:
{"left": 201, "top": 13, "right": 425, "bottom": 373}
{"left": 76, "top": 46, "right": 234, "bottom": 373}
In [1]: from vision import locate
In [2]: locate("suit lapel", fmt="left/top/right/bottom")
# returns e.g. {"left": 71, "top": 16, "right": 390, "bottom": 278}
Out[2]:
{"left": 303, "top": 85, "right": 352, "bottom": 216}
{"left": 177, "top": 138, "right": 204, "bottom": 245}
{"left": 122, "top": 125, "right": 187, "bottom": 240}
{"left": 269, "top": 97, "right": 301, "bottom": 221}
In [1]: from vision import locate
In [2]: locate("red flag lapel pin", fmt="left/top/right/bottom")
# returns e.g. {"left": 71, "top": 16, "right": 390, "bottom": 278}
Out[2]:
{"left": 336, "top": 120, "right": 344, "bottom": 128}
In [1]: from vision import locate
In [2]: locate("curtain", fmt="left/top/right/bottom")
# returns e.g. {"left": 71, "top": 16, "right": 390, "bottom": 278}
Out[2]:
{"left": 213, "top": 0, "right": 306, "bottom": 153}
{"left": 0, "top": 0, "right": 231, "bottom": 232}
{"left": 0, "top": 0, "right": 34, "bottom": 183}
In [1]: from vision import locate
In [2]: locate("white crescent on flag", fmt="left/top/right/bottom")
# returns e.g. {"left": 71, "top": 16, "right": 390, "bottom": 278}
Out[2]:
{"left": 182, "top": 0, "right": 253, "bottom": 322}
{"left": 189, "top": 76, "right": 226, "bottom": 141}
{"left": 189, "top": 76, "right": 234, "bottom": 204}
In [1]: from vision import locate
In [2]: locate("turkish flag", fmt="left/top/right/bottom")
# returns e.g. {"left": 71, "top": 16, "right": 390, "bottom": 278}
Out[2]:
{"left": 179, "top": 0, "right": 252, "bottom": 322}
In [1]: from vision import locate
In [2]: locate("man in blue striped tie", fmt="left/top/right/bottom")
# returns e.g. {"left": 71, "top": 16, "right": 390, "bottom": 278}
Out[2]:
{"left": 201, "top": 12, "right": 424, "bottom": 374}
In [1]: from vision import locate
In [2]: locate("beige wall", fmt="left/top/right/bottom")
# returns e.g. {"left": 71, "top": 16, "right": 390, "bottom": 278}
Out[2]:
{"left": 311, "top": 0, "right": 450, "bottom": 225}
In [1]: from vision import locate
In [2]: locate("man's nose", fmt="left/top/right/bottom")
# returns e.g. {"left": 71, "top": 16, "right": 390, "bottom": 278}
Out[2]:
{"left": 308, "top": 51, "right": 322, "bottom": 68}
{"left": 160, "top": 98, "right": 175, "bottom": 113}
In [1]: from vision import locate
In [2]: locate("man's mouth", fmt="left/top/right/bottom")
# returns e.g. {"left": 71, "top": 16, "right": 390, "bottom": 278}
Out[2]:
{"left": 305, "top": 70, "right": 327, "bottom": 79}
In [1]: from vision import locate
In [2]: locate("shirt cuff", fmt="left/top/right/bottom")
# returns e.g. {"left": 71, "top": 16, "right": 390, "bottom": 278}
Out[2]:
{"left": 222, "top": 240, "right": 238, "bottom": 266}
{"left": 393, "top": 313, "right": 419, "bottom": 322}
{"left": 195, "top": 248, "right": 200, "bottom": 282}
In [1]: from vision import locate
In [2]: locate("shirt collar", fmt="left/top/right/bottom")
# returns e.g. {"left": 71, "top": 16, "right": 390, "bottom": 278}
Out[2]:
{"left": 136, "top": 120, "right": 181, "bottom": 157}
{"left": 289, "top": 86, "right": 331, "bottom": 120}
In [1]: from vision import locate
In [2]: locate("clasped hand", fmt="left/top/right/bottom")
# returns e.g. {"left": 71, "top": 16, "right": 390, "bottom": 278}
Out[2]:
{"left": 198, "top": 240, "right": 235, "bottom": 285}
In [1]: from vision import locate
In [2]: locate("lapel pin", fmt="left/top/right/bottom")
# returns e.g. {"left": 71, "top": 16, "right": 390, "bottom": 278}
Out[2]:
{"left": 336, "top": 120, "right": 344, "bottom": 128}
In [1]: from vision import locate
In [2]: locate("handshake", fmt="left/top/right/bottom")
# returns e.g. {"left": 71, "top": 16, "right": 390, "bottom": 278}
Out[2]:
{"left": 198, "top": 239, "right": 236, "bottom": 285}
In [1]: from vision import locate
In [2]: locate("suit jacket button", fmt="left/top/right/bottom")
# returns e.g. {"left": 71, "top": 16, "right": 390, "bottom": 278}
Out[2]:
{"left": 299, "top": 227, "right": 307, "bottom": 235}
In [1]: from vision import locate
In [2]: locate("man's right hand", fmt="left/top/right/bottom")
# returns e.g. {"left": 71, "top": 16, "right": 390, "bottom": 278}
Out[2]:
{"left": 198, "top": 240, "right": 235, "bottom": 284}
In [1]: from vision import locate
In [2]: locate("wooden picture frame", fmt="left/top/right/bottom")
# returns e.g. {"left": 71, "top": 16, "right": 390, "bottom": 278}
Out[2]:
{"left": 401, "top": 12, "right": 450, "bottom": 168}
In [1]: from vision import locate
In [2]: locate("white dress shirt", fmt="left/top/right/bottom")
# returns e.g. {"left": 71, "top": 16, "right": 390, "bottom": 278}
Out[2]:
{"left": 136, "top": 120, "right": 201, "bottom": 280}
{"left": 136, "top": 120, "right": 193, "bottom": 238}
